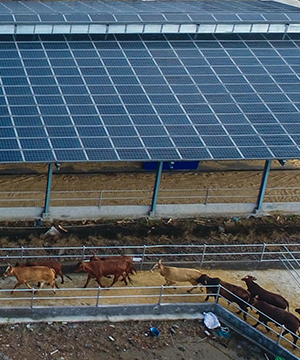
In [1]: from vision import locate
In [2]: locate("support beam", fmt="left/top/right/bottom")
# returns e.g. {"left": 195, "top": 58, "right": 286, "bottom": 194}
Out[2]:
{"left": 150, "top": 161, "right": 163, "bottom": 215}
{"left": 43, "top": 163, "right": 54, "bottom": 216}
{"left": 256, "top": 160, "right": 272, "bottom": 212}
{"left": 277, "top": 159, "right": 286, "bottom": 167}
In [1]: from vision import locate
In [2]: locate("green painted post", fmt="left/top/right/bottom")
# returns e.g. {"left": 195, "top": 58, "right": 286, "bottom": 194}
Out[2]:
{"left": 150, "top": 161, "right": 163, "bottom": 214}
{"left": 44, "top": 163, "right": 54, "bottom": 215}
{"left": 256, "top": 160, "right": 272, "bottom": 211}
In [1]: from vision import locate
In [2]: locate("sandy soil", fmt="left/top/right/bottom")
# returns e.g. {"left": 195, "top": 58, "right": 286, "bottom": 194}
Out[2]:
{"left": 0, "top": 159, "right": 299, "bottom": 206}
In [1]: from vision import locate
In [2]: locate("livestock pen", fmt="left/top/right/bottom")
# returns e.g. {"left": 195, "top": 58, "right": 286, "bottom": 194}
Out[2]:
{"left": 0, "top": 244, "right": 298, "bottom": 358}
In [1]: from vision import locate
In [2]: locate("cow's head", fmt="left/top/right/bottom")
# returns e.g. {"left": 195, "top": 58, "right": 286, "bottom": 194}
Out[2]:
{"left": 150, "top": 259, "right": 162, "bottom": 273}
{"left": 75, "top": 260, "right": 84, "bottom": 273}
{"left": 3, "top": 264, "right": 13, "bottom": 278}
{"left": 250, "top": 295, "right": 260, "bottom": 308}
{"left": 241, "top": 275, "right": 257, "bottom": 282}
{"left": 196, "top": 274, "right": 209, "bottom": 285}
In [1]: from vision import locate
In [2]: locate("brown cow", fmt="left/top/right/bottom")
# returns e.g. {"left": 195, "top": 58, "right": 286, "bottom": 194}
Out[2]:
{"left": 89, "top": 255, "right": 136, "bottom": 285}
{"left": 75, "top": 259, "right": 130, "bottom": 288}
{"left": 197, "top": 274, "right": 251, "bottom": 320}
{"left": 242, "top": 275, "right": 289, "bottom": 310}
{"left": 24, "top": 259, "right": 72, "bottom": 284}
{"left": 3, "top": 264, "right": 56, "bottom": 294}
{"left": 252, "top": 296, "right": 300, "bottom": 347}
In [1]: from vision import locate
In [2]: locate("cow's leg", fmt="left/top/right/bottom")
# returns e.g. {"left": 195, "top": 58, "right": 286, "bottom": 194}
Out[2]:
{"left": 252, "top": 321, "right": 260, "bottom": 328}
{"left": 37, "top": 281, "right": 45, "bottom": 292}
{"left": 64, "top": 273, "right": 72, "bottom": 281}
{"left": 241, "top": 308, "right": 248, "bottom": 321}
{"left": 11, "top": 281, "right": 24, "bottom": 294}
{"left": 50, "top": 280, "right": 56, "bottom": 294}
{"left": 83, "top": 274, "right": 92, "bottom": 288}
{"left": 127, "top": 274, "right": 134, "bottom": 285}
{"left": 165, "top": 280, "right": 176, "bottom": 287}
{"left": 109, "top": 274, "right": 119, "bottom": 287}
{"left": 204, "top": 289, "right": 212, "bottom": 302}
{"left": 121, "top": 271, "right": 128, "bottom": 286}
{"left": 24, "top": 282, "right": 32, "bottom": 289}
{"left": 95, "top": 277, "right": 104, "bottom": 288}
{"left": 58, "top": 271, "right": 64, "bottom": 284}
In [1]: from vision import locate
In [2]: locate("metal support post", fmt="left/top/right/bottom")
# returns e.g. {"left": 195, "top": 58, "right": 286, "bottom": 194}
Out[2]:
{"left": 158, "top": 285, "right": 164, "bottom": 306}
{"left": 140, "top": 245, "right": 147, "bottom": 271}
{"left": 150, "top": 161, "right": 163, "bottom": 214}
{"left": 215, "top": 284, "right": 221, "bottom": 303}
{"left": 277, "top": 325, "right": 285, "bottom": 345}
{"left": 30, "top": 288, "right": 35, "bottom": 309}
{"left": 256, "top": 160, "right": 272, "bottom": 212}
{"left": 260, "top": 243, "right": 266, "bottom": 262}
{"left": 96, "top": 287, "right": 101, "bottom": 307}
{"left": 43, "top": 163, "right": 54, "bottom": 216}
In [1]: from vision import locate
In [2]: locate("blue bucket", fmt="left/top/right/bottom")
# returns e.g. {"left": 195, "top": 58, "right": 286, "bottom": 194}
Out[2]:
{"left": 150, "top": 327, "right": 160, "bottom": 337}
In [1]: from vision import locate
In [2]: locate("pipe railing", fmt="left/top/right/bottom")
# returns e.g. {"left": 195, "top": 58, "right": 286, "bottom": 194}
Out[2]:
{"left": 0, "top": 186, "right": 300, "bottom": 207}
{"left": 0, "top": 284, "right": 298, "bottom": 353}
{"left": 0, "top": 243, "right": 298, "bottom": 268}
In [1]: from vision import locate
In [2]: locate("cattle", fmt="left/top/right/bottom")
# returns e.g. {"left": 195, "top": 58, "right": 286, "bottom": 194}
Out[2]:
{"left": 22, "top": 259, "right": 72, "bottom": 284}
{"left": 89, "top": 255, "right": 136, "bottom": 285}
{"left": 150, "top": 259, "right": 202, "bottom": 293}
{"left": 197, "top": 274, "right": 251, "bottom": 320}
{"left": 3, "top": 264, "right": 56, "bottom": 294}
{"left": 252, "top": 296, "right": 300, "bottom": 347}
{"left": 75, "top": 259, "right": 131, "bottom": 288}
{"left": 242, "top": 275, "right": 289, "bottom": 310}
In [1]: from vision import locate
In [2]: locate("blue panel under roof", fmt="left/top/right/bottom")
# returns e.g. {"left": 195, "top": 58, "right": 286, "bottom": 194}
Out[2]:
{"left": 0, "top": 33, "right": 299, "bottom": 162}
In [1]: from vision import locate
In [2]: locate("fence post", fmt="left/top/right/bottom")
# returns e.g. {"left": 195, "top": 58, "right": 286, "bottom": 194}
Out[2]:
{"left": 98, "top": 191, "right": 103, "bottom": 208}
{"left": 96, "top": 287, "right": 101, "bottom": 307}
{"left": 215, "top": 285, "right": 221, "bottom": 303}
{"left": 200, "top": 245, "right": 206, "bottom": 268}
{"left": 81, "top": 246, "right": 86, "bottom": 260}
{"left": 140, "top": 245, "right": 147, "bottom": 271}
{"left": 277, "top": 325, "right": 285, "bottom": 345}
{"left": 21, "top": 246, "right": 24, "bottom": 261}
{"left": 158, "top": 285, "right": 164, "bottom": 306}
{"left": 260, "top": 243, "right": 266, "bottom": 262}
{"left": 205, "top": 189, "right": 210, "bottom": 205}
{"left": 30, "top": 288, "right": 35, "bottom": 309}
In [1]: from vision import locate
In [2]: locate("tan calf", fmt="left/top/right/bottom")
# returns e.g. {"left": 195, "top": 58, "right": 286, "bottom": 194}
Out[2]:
{"left": 150, "top": 259, "right": 202, "bottom": 293}
{"left": 3, "top": 264, "right": 56, "bottom": 294}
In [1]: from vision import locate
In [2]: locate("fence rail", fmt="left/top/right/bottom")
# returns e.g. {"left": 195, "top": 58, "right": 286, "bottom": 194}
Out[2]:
{"left": 0, "top": 187, "right": 300, "bottom": 207}
{"left": 0, "top": 284, "right": 298, "bottom": 354}
{"left": 0, "top": 243, "right": 299, "bottom": 268}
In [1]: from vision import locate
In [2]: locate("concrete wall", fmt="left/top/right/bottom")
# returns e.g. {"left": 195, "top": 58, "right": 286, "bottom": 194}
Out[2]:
{"left": 0, "top": 202, "right": 300, "bottom": 222}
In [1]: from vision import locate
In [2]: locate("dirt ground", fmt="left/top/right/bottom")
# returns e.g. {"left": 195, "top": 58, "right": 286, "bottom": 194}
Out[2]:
{"left": 0, "top": 319, "right": 267, "bottom": 360}
{"left": 0, "top": 159, "right": 299, "bottom": 206}
{"left": 0, "top": 161, "right": 299, "bottom": 359}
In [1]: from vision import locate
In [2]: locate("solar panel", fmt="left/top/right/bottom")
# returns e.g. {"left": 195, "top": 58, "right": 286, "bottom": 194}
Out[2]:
{"left": 0, "top": 33, "right": 299, "bottom": 163}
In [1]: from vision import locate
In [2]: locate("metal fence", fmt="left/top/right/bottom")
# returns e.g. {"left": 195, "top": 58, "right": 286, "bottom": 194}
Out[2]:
{"left": 1, "top": 284, "right": 299, "bottom": 355}
{"left": 0, "top": 186, "right": 300, "bottom": 207}
{"left": 0, "top": 243, "right": 299, "bottom": 268}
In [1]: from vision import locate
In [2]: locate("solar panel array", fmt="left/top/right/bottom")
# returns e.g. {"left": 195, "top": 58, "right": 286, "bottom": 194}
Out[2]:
{"left": 0, "top": 0, "right": 298, "bottom": 24}
{"left": 0, "top": 32, "right": 300, "bottom": 162}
